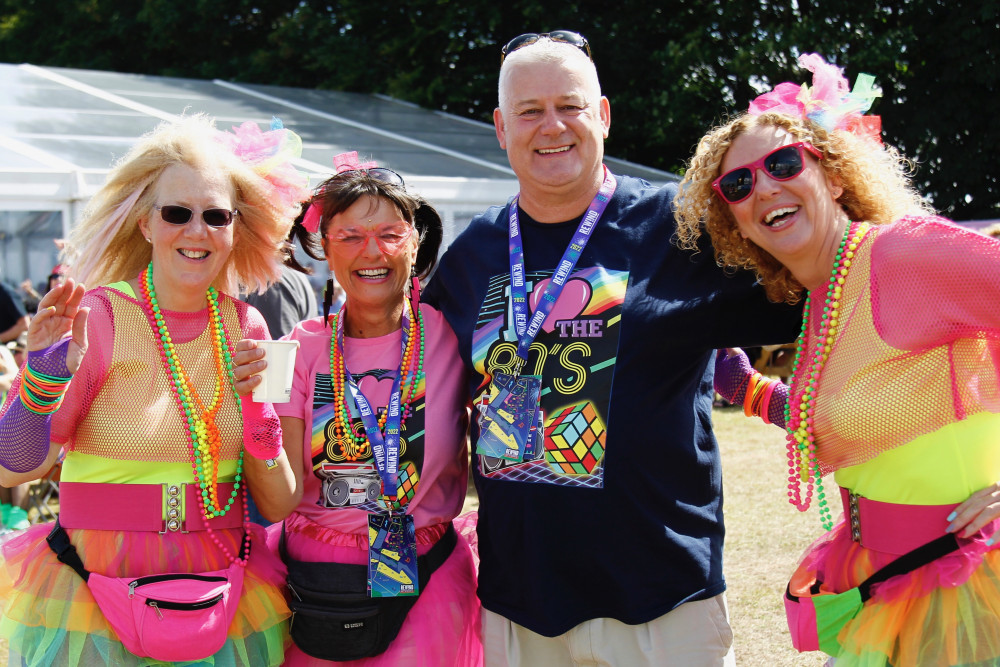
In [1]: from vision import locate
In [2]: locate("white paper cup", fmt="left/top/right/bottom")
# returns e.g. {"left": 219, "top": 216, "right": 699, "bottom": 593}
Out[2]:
{"left": 252, "top": 340, "right": 299, "bottom": 403}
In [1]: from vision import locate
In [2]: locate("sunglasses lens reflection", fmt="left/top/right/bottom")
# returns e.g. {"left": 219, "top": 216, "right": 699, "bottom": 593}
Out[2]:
{"left": 716, "top": 146, "right": 809, "bottom": 203}
{"left": 159, "top": 205, "right": 193, "bottom": 225}
{"left": 158, "top": 205, "right": 234, "bottom": 227}
{"left": 202, "top": 209, "right": 234, "bottom": 227}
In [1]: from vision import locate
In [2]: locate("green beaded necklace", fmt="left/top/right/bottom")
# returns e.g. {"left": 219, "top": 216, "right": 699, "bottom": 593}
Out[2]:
{"left": 138, "top": 263, "right": 244, "bottom": 519}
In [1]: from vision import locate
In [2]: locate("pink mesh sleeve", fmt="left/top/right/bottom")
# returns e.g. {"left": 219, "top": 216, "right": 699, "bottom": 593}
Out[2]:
{"left": 50, "top": 291, "right": 114, "bottom": 445}
{"left": 234, "top": 300, "right": 283, "bottom": 460}
{"left": 871, "top": 216, "right": 1000, "bottom": 350}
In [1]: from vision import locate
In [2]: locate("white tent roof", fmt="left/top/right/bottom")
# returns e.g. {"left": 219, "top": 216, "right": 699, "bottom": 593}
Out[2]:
{"left": 0, "top": 62, "right": 678, "bottom": 286}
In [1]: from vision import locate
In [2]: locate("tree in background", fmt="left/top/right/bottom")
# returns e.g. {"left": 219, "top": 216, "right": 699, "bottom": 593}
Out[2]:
{"left": 0, "top": 0, "right": 996, "bottom": 219}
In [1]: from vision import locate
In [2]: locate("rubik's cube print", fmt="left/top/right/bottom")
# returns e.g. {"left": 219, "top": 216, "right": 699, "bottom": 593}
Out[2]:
{"left": 392, "top": 461, "right": 419, "bottom": 509}
{"left": 544, "top": 402, "right": 606, "bottom": 475}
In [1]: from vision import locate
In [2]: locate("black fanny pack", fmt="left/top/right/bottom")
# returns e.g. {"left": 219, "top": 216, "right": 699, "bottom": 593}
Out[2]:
{"left": 282, "top": 522, "right": 456, "bottom": 661}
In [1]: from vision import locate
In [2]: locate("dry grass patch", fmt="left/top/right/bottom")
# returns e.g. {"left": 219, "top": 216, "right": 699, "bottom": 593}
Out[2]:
{"left": 715, "top": 405, "right": 830, "bottom": 666}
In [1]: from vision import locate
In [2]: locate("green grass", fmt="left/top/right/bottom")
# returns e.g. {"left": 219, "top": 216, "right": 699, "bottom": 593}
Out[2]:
{"left": 715, "top": 405, "right": 830, "bottom": 666}
{"left": 0, "top": 406, "right": 831, "bottom": 666}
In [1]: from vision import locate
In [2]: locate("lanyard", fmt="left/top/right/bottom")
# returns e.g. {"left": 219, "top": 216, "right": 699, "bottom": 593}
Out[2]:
{"left": 508, "top": 166, "right": 616, "bottom": 369}
{"left": 334, "top": 302, "right": 412, "bottom": 501}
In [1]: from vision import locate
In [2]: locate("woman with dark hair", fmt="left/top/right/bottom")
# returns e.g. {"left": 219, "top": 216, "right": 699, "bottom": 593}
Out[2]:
{"left": 236, "top": 152, "right": 480, "bottom": 666}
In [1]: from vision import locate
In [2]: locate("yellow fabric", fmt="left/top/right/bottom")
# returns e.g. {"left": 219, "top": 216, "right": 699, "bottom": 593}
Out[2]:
{"left": 807, "top": 228, "right": 1000, "bottom": 474}
{"left": 60, "top": 451, "right": 238, "bottom": 485}
{"left": 835, "top": 411, "right": 1000, "bottom": 504}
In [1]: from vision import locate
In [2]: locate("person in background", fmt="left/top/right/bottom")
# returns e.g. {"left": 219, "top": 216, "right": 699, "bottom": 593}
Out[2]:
{"left": 0, "top": 281, "right": 29, "bottom": 343}
{"left": 0, "top": 115, "right": 309, "bottom": 665}
{"left": 235, "top": 151, "right": 481, "bottom": 666}
{"left": 676, "top": 53, "right": 1000, "bottom": 667}
{"left": 423, "top": 31, "right": 801, "bottom": 666}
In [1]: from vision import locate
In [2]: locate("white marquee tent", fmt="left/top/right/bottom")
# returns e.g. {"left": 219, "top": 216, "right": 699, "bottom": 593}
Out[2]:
{"left": 0, "top": 62, "right": 677, "bottom": 290}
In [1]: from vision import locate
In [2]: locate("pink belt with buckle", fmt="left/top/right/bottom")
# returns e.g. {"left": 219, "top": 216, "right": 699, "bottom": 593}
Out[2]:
{"left": 840, "top": 487, "right": 958, "bottom": 555}
{"left": 59, "top": 481, "right": 244, "bottom": 533}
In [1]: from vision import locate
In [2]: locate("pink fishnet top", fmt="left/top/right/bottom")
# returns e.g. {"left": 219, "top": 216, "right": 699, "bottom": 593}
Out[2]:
{"left": 795, "top": 216, "right": 1000, "bottom": 495}
{"left": 50, "top": 285, "right": 265, "bottom": 484}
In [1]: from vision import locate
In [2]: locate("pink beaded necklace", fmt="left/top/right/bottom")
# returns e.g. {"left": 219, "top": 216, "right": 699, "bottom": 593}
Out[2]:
{"left": 137, "top": 263, "right": 250, "bottom": 565}
{"left": 784, "top": 221, "right": 871, "bottom": 531}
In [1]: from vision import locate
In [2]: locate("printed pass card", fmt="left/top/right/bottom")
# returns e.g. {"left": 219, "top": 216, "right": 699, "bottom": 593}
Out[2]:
{"left": 476, "top": 372, "right": 542, "bottom": 461}
{"left": 368, "top": 513, "right": 419, "bottom": 597}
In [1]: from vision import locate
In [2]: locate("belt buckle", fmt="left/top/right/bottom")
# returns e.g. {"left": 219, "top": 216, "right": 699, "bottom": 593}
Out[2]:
{"left": 160, "top": 483, "right": 188, "bottom": 534}
{"left": 848, "top": 490, "right": 862, "bottom": 543}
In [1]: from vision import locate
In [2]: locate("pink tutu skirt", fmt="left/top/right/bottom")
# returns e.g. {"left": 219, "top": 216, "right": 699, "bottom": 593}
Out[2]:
{"left": 0, "top": 522, "right": 289, "bottom": 666}
{"left": 272, "top": 511, "right": 483, "bottom": 667}
{"left": 794, "top": 517, "right": 1000, "bottom": 666}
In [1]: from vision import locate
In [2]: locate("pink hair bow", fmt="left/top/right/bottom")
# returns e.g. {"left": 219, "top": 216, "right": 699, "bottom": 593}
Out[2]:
{"left": 332, "top": 151, "right": 378, "bottom": 174}
{"left": 749, "top": 53, "right": 882, "bottom": 144}
{"left": 302, "top": 202, "right": 323, "bottom": 234}
{"left": 300, "top": 152, "right": 382, "bottom": 234}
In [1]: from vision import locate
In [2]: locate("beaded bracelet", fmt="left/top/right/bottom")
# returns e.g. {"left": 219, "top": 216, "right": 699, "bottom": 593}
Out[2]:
{"left": 18, "top": 363, "right": 71, "bottom": 415}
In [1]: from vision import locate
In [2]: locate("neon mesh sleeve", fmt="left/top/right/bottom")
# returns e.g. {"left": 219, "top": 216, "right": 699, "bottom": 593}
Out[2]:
{"left": 714, "top": 348, "right": 789, "bottom": 427}
{"left": 239, "top": 305, "right": 282, "bottom": 460}
{"left": 0, "top": 340, "right": 71, "bottom": 472}
{"left": 871, "top": 216, "right": 1000, "bottom": 349}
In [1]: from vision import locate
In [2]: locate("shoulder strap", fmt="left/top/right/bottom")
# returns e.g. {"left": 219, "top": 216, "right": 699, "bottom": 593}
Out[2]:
{"left": 45, "top": 519, "right": 90, "bottom": 582}
{"left": 857, "top": 532, "right": 959, "bottom": 602}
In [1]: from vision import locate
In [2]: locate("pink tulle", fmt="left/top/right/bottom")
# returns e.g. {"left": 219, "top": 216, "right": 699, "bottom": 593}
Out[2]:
{"left": 748, "top": 53, "right": 881, "bottom": 143}
{"left": 332, "top": 151, "right": 378, "bottom": 174}
{"left": 214, "top": 120, "right": 310, "bottom": 212}
{"left": 798, "top": 517, "right": 1000, "bottom": 604}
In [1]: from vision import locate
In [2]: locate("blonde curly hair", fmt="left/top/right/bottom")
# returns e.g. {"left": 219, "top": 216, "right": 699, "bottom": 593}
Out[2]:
{"left": 64, "top": 115, "right": 308, "bottom": 296}
{"left": 674, "top": 112, "right": 932, "bottom": 303}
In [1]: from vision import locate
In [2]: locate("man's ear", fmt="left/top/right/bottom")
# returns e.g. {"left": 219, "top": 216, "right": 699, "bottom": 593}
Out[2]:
{"left": 599, "top": 96, "right": 611, "bottom": 139}
{"left": 494, "top": 108, "right": 507, "bottom": 150}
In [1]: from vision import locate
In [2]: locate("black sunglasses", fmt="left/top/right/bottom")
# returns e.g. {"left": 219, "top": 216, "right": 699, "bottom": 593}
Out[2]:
{"left": 712, "top": 142, "right": 823, "bottom": 204}
{"left": 155, "top": 204, "right": 238, "bottom": 228}
{"left": 500, "top": 31, "right": 592, "bottom": 64}
{"left": 335, "top": 167, "right": 405, "bottom": 189}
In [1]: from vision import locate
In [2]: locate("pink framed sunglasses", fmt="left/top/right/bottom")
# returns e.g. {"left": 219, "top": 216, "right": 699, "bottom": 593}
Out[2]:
{"left": 712, "top": 142, "right": 823, "bottom": 204}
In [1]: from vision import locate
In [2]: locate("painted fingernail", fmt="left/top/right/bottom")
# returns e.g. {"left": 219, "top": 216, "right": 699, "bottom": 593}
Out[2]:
{"left": 987, "top": 538, "right": 994, "bottom": 547}
{"left": 947, "top": 511, "right": 957, "bottom": 522}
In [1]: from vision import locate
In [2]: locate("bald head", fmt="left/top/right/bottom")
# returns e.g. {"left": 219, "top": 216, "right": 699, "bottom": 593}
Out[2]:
{"left": 498, "top": 39, "right": 602, "bottom": 113}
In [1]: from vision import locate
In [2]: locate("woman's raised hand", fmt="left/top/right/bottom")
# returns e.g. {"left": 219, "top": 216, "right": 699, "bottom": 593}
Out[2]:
{"left": 28, "top": 278, "right": 89, "bottom": 374}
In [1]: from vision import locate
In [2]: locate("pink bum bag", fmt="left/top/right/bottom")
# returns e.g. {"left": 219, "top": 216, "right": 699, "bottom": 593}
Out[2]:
{"left": 48, "top": 482, "right": 247, "bottom": 662}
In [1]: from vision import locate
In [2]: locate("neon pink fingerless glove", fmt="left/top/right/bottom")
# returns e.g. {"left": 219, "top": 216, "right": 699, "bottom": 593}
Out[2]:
{"left": 239, "top": 394, "right": 283, "bottom": 461}
{"left": 0, "top": 340, "right": 72, "bottom": 472}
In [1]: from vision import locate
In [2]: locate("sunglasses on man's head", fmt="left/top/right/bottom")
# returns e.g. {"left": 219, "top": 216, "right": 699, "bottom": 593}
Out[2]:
{"left": 712, "top": 142, "right": 823, "bottom": 204}
{"left": 155, "top": 204, "right": 237, "bottom": 228}
{"left": 500, "top": 31, "right": 592, "bottom": 64}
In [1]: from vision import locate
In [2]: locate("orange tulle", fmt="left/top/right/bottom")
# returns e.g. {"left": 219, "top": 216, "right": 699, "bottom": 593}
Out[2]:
{"left": 795, "top": 519, "right": 1000, "bottom": 666}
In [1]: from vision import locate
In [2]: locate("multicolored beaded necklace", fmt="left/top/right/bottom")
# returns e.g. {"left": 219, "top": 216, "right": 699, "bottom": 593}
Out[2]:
{"left": 138, "top": 263, "right": 249, "bottom": 564}
{"left": 784, "top": 221, "right": 871, "bottom": 531}
{"left": 328, "top": 300, "right": 425, "bottom": 475}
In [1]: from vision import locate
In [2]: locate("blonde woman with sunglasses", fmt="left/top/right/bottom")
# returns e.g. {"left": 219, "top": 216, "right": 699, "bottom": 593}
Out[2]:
{"left": 235, "top": 152, "right": 481, "bottom": 666}
{"left": 0, "top": 115, "right": 310, "bottom": 665}
{"left": 676, "top": 54, "right": 1000, "bottom": 667}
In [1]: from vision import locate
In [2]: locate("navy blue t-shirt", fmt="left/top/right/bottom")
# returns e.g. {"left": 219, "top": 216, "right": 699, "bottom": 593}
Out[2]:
{"left": 424, "top": 174, "right": 801, "bottom": 636}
